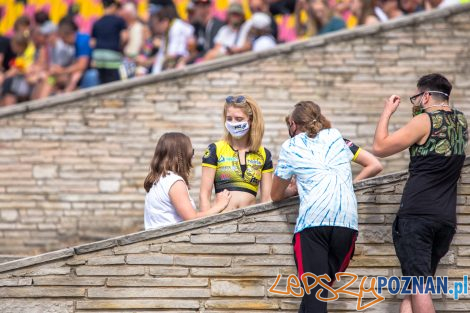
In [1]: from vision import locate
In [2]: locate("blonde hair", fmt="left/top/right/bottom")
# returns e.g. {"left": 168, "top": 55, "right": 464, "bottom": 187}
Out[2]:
{"left": 223, "top": 95, "right": 264, "bottom": 151}
{"left": 290, "top": 101, "right": 331, "bottom": 138}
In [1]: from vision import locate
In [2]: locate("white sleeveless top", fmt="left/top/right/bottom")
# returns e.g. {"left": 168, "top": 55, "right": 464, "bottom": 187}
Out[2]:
{"left": 144, "top": 171, "right": 195, "bottom": 230}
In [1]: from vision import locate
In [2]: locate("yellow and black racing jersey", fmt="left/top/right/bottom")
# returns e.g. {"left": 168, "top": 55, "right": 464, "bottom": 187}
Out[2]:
{"left": 202, "top": 140, "right": 274, "bottom": 196}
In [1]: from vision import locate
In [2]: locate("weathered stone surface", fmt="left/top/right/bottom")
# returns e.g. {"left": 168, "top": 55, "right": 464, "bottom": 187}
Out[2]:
{"left": 190, "top": 234, "right": 255, "bottom": 244}
{"left": 126, "top": 254, "right": 173, "bottom": 265}
{"left": 148, "top": 266, "right": 189, "bottom": 277}
{"left": 107, "top": 277, "right": 208, "bottom": 287}
{"left": 1, "top": 6, "right": 470, "bottom": 313}
{"left": 32, "top": 165, "right": 58, "bottom": 179}
{"left": 1, "top": 4, "right": 470, "bottom": 257}
{"left": 210, "top": 279, "right": 265, "bottom": 297}
{"left": 76, "top": 300, "right": 200, "bottom": 309}
{"left": 205, "top": 300, "right": 279, "bottom": 309}
{"left": 0, "top": 249, "right": 74, "bottom": 273}
{"left": 75, "top": 266, "right": 145, "bottom": 276}
{"left": 174, "top": 256, "right": 231, "bottom": 267}
{"left": 32, "top": 277, "right": 106, "bottom": 286}
{"left": 87, "top": 256, "right": 125, "bottom": 265}
{"left": 0, "top": 277, "right": 32, "bottom": 286}
{"left": 191, "top": 267, "right": 278, "bottom": 277}
{"left": 161, "top": 244, "right": 271, "bottom": 254}
{"left": 87, "top": 287, "right": 210, "bottom": 298}
{"left": 98, "top": 180, "right": 121, "bottom": 193}
{"left": 0, "top": 300, "right": 74, "bottom": 313}
{"left": 0, "top": 287, "right": 85, "bottom": 297}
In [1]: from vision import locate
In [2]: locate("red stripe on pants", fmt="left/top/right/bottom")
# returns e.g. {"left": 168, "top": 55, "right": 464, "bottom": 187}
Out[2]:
{"left": 338, "top": 233, "right": 357, "bottom": 274}
{"left": 294, "top": 232, "right": 304, "bottom": 278}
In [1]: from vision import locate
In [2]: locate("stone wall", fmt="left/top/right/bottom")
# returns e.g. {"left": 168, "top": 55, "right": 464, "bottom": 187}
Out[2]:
{"left": 1, "top": 162, "right": 470, "bottom": 312}
{"left": 1, "top": 5, "right": 470, "bottom": 255}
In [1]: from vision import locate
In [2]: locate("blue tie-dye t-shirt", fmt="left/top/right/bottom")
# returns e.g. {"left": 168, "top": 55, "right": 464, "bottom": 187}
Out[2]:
{"left": 275, "top": 129, "right": 358, "bottom": 233}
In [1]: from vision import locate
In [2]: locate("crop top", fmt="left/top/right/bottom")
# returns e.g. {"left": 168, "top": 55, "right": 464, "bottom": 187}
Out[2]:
{"left": 202, "top": 140, "right": 274, "bottom": 196}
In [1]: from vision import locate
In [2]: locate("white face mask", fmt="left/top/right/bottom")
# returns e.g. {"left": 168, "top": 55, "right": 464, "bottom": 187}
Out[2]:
{"left": 225, "top": 121, "right": 250, "bottom": 139}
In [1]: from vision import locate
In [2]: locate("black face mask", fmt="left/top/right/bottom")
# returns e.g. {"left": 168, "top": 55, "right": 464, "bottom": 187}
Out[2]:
{"left": 288, "top": 123, "right": 297, "bottom": 138}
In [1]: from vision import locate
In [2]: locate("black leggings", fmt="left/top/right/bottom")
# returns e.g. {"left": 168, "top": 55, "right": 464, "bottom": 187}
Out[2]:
{"left": 293, "top": 226, "right": 357, "bottom": 313}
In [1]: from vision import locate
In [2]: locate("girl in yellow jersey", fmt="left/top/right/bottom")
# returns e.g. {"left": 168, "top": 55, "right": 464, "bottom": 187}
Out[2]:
{"left": 200, "top": 95, "right": 273, "bottom": 212}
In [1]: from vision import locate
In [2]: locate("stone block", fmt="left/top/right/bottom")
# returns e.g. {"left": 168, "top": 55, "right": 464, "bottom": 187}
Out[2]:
{"left": 75, "top": 266, "right": 145, "bottom": 276}
{"left": 76, "top": 299, "right": 199, "bottom": 309}
{"left": 32, "top": 165, "right": 58, "bottom": 179}
{"left": 210, "top": 279, "right": 265, "bottom": 297}
{"left": 87, "top": 287, "right": 210, "bottom": 298}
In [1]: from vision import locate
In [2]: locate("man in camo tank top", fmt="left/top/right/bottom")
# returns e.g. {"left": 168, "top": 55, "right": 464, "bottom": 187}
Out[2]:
{"left": 373, "top": 73, "right": 468, "bottom": 313}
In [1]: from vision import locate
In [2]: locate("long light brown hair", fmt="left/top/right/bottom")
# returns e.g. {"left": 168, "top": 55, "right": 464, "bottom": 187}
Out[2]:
{"left": 144, "top": 132, "right": 193, "bottom": 192}
{"left": 358, "top": 0, "right": 377, "bottom": 25}
{"left": 290, "top": 101, "right": 331, "bottom": 138}
{"left": 223, "top": 95, "right": 265, "bottom": 151}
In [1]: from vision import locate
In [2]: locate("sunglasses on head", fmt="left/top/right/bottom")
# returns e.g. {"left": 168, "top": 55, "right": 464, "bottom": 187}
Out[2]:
{"left": 225, "top": 95, "right": 247, "bottom": 105}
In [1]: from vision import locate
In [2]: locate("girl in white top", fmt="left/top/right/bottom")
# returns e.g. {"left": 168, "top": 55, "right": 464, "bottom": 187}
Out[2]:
{"left": 144, "top": 132, "right": 231, "bottom": 230}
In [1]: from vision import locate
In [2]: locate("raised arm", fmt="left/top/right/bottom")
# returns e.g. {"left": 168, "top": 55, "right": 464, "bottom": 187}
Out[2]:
{"left": 373, "top": 95, "right": 430, "bottom": 157}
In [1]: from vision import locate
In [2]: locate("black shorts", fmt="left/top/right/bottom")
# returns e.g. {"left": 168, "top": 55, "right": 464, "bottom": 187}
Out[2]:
{"left": 392, "top": 215, "right": 455, "bottom": 277}
{"left": 1, "top": 75, "right": 32, "bottom": 99}
{"left": 293, "top": 226, "right": 357, "bottom": 313}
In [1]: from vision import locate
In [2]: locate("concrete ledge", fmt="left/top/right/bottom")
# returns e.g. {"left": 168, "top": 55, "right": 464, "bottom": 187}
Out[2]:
{"left": 0, "top": 166, "right": 419, "bottom": 273}
{"left": 0, "top": 4, "right": 469, "bottom": 119}
{"left": 0, "top": 248, "right": 74, "bottom": 273}
{"left": 1, "top": 154, "right": 469, "bottom": 273}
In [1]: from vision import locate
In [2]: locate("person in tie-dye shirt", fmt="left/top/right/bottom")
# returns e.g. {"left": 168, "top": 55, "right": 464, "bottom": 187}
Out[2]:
{"left": 271, "top": 101, "right": 364, "bottom": 313}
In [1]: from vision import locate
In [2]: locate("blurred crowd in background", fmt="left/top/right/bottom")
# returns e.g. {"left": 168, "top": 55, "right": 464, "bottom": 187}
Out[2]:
{"left": 0, "top": 0, "right": 467, "bottom": 106}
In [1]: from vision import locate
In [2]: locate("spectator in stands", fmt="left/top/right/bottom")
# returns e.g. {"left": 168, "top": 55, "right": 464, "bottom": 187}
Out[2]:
{"left": 34, "top": 10, "right": 50, "bottom": 26}
{"left": 13, "top": 16, "right": 36, "bottom": 81}
{"left": 134, "top": 14, "right": 161, "bottom": 76}
{"left": 54, "top": 17, "right": 97, "bottom": 91}
{"left": 271, "top": 101, "right": 359, "bottom": 312}
{"left": 149, "top": 6, "right": 195, "bottom": 73}
{"left": 249, "top": 0, "right": 279, "bottom": 41}
{"left": 350, "top": 0, "right": 380, "bottom": 25}
{"left": 399, "top": 0, "right": 425, "bottom": 13}
{"left": 295, "top": 0, "right": 346, "bottom": 38}
{"left": 0, "top": 34, "right": 31, "bottom": 106}
{"left": 250, "top": 13, "right": 277, "bottom": 52}
{"left": 373, "top": 74, "right": 467, "bottom": 313}
{"left": 13, "top": 15, "right": 32, "bottom": 37}
{"left": 191, "top": 0, "right": 225, "bottom": 60}
{"left": 28, "top": 21, "right": 54, "bottom": 99}
{"left": 120, "top": 2, "right": 144, "bottom": 79}
{"left": 122, "top": 2, "right": 144, "bottom": 59}
{"left": 200, "top": 95, "right": 273, "bottom": 212}
{"left": 0, "top": 35, "right": 19, "bottom": 86}
{"left": 204, "top": 3, "right": 247, "bottom": 60}
{"left": 32, "top": 21, "right": 76, "bottom": 99}
{"left": 149, "top": 0, "right": 176, "bottom": 15}
{"left": 332, "top": 0, "right": 355, "bottom": 28}
{"left": 375, "top": 0, "right": 403, "bottom": 21}
{"left": 187, "top": 1, "right": 197, "bottom": 24}
{"left": 91, "top": 0, "right": 128, "bottom": 84}
{"left": 144, "top": 132, "right": 231, "bottom": 230}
